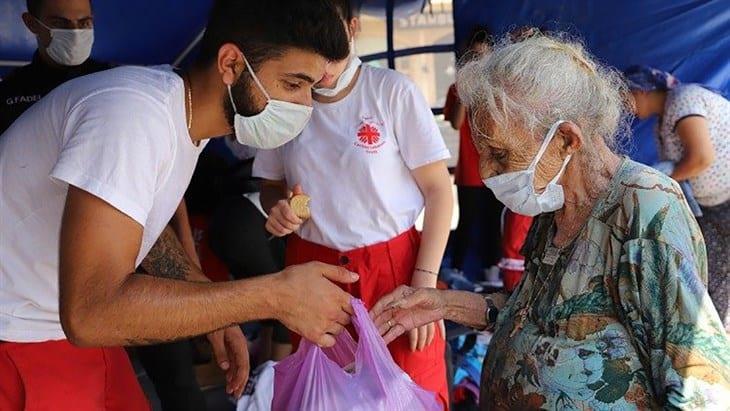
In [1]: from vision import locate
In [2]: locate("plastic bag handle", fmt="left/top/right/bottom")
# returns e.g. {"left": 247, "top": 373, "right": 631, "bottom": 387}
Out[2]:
{"left": 272, "top": 297, "right": 441, "bottom": 411}
{"left": 293, "top": 298, "right": 397, "bottom": 376}
{"left": 350, "top": 298, "right": 402, "bottom": 372}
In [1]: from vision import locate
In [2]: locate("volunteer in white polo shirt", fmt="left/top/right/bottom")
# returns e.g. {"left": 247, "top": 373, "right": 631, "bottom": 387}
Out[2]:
{"left": 0, "top": 1, "right": 356, "bottom": 409}
{"left": 255, "top": 0, "right": 453, "bottom": 406}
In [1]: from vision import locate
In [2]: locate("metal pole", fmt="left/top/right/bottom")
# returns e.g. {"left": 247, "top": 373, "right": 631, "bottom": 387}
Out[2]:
{"left": 0, "top": 60, "right": 30, "bottom": 67}
{"left": 173, "top": 28, "right": 206, "bottom": 68}
{"left": 386, "top": 0, "right": 395, "bottom": 69}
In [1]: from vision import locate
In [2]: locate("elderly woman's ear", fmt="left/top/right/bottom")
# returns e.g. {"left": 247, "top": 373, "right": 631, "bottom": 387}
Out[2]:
{"left": 556, "top": 121, "right": 584, "bottom": 158}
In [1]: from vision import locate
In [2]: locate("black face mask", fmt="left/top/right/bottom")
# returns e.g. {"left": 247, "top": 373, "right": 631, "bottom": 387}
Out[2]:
{"left": 223, "top": 72, "right": 260, "bottom": 127}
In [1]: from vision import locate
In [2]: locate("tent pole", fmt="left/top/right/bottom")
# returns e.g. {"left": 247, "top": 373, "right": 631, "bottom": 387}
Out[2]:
{"left": 386, "top": 0, "right": 395, "bottom": 69}
{"left": 173, "top": 28, "right": 206, "bottom": 68}
{"left": 0, "top": 60, "right": 30, "bottom": 67}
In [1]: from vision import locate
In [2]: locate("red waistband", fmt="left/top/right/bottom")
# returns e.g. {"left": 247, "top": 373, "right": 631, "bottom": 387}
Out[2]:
{"left": 288, "top": 227, "right": 419, "bottom": 265}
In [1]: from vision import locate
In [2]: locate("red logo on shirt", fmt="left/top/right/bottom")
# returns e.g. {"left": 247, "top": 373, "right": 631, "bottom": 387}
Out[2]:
{"left": 357, "top": 124, "right": 381, "bottom": 145}
{"left": 354, "top": 118, "right": 386, "bottom": 154}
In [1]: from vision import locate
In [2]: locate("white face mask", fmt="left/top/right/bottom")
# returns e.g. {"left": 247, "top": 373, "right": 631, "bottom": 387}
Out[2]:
{"left": 35, "top": 18, "right": 94, "bottom": 66}
{"left": 228, "top": 56, "right": 313, "bottom": 149}
{"left": 313, "top": 41, "right": 360, "bottom": 97}
{"left": 483, "top": 120, "right": 572, "bottom": 217}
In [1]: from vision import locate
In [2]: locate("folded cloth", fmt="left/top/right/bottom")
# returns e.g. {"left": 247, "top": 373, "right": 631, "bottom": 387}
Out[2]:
{"left": 439, "top": 267, "right": 483, "bottom": 292}
{"left": 237, "top": 361, "right": 275, "bottom": 411}
{"left": 653, "top": 161, "right": 703, "bottom": 217}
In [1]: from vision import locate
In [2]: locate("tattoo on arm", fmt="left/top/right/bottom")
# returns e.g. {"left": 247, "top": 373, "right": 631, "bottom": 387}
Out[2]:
{"left": 124, "top": 337, "right": 182, "bottom": 345}
{"left": 124, "top": 334, "right": 195, "bottom": 346}
{"left": 123, "top": 324, "right": 233, "bottom": 346}
{"left": 140, "top": 226, "right": 192, "bottom": 280}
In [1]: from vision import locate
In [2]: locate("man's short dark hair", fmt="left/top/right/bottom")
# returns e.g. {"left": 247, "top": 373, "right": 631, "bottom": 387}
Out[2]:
{"left": 196, "top": 0, "right": 350, "bottom": 70}
{"left": 26, "top": 0, "right": 44, "bottom": 16}
{"left": 330, "top": 0, "right": 354, "bottom": 22}
{"left": 26, "top": 0, "right": 93, "bottom": 18}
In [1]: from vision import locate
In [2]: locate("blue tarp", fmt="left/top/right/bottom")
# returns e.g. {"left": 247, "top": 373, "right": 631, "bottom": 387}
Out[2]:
{"left": 453, "top": 0, "right": 730, "bottom": 164}
{"left": 0, "top": 0, "right": 425, "bottom": 72}
{"left": 0, "top": 0, "right": 213, "bottom": 71}
{"left": 2, "top": 0, "right": 729, "bottom": 162}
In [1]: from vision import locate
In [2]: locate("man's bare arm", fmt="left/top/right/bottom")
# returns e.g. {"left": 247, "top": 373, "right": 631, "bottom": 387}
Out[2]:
{"left": 168, "top": 199, "right": 201, "bottom": 269}
{"left": 59, "top": 186, "right": 273, "bottom": 345}
{"left": 140, "top": 225, "right": 206, "bottom": 282}
{"left": 58, "top": 186, "right": 357, "bottom": 348}
{"left": 143, "top": 224, "right": 251, "bottom": 398}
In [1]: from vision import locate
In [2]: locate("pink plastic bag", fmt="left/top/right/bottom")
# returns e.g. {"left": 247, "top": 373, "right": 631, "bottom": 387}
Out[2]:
{"left": 272, "top": 298, "right": 441, "bottom": 411}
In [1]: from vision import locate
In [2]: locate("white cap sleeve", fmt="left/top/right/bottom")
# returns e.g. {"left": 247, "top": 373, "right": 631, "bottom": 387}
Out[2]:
{"left": 667, "top": 85, "right": 709, "bottom": 130}
{"left": 50, "top": 90, "right": 172, "bottom": 226}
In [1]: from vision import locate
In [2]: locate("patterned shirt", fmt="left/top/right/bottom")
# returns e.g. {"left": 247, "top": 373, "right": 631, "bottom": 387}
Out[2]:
{"left": 480, "top": 158, "right": 730, "bottom": 410}
{"left": 658, "top": 84, "right": 730, "bottom": 207}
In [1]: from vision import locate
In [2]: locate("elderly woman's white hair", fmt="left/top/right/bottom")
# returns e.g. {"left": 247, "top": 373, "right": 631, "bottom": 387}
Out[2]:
{"left": 457, "top": 33, "right": 632, "bottom": 155}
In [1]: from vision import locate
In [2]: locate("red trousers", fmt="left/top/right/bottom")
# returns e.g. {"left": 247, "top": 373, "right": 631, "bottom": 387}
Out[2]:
{"left": 0, "top": 339, "right": 150, "bottom": 411}
{"left": 286, "top": 228, "right": 449, "bottom": 409}
{"left": 499, "top": 210, "right": 533, "bottom": 292}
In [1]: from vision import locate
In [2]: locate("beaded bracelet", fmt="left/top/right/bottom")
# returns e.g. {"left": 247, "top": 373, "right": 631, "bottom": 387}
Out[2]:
{"left": 414, "top": 268, "right": 439, "bottom": 276}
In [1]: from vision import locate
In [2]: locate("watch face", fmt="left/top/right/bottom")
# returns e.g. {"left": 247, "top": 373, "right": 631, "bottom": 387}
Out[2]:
{"left": 488, "top": 307, "right": 499, "bottom": 324}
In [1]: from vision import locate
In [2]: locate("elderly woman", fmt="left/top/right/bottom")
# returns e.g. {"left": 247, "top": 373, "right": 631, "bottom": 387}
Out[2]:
{"left": 371, "top": 34, "right": 730, "bottom": 410}
{"left": 624, "top": 65, "right": 730, "bottom": 331}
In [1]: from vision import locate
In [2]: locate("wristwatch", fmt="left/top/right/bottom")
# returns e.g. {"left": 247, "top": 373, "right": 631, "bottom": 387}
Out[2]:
{"left": 483, "top": 296, "right": 499, "bottom": 330}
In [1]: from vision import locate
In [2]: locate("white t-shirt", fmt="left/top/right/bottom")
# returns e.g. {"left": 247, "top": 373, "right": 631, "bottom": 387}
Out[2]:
{"left": 0, "top": 65, "right": 207, "bottom": 342}
{"left": 236, "top": 361, "right": 275, "bottom": 411}
{"left": 253, "top": 65, "right": 450, "bottom": 251}
{"left": 659, "top": 84, "right": 730, "bottom": 206}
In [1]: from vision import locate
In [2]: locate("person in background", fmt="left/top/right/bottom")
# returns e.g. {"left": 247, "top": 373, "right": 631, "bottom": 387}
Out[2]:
{"left": 625, "top": 65, "right": 729, "bottom": 331}
{"left": 0, "top": 0, "right": 110, "bottom": 135}
{"left": 255, "top": 0, "right": 453, "bottom": 406}
{"left": 0, "top": 0, "right": 203, "bottom": 269}
{"left": 0, "top": 1, "right": 209, "bottom": 409}
{"left": 509, "top": 25, "right": 542, "bottom": 42}
{"left": 186, "top": 137, "right": 293, "bottom": 362}
{"left": 443, "top": 27, "right": 503, "bottom": 282}
{"left": 372, "top": 33, "right": 730, "bottom": 410}
{"left": 0, "top": 0, "right": 354, "bottom": 409}
{"left": 498, "top": 210, "right": 532, "bottom": 293}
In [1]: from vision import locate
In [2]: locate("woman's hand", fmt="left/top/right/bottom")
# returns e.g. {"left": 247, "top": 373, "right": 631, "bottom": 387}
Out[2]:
{"left": 407, "top": 318, "right": 446, "bottom": 352}
{"left": 265, "top": 184, "right": 305, "bottom": 237}
{"left": 407, "top": 272, "right": 445, "bottom": 351}
{"left": 370, "top": 285, "right": 447, "bottom": 345}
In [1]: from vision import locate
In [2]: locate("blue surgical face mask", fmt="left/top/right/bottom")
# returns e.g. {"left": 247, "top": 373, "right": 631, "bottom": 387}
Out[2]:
{"left": 482, "top": 120, "right": 572, "bottom": 216}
